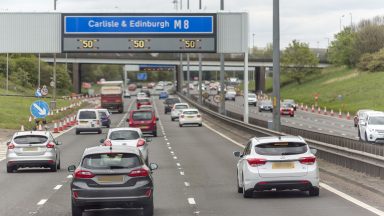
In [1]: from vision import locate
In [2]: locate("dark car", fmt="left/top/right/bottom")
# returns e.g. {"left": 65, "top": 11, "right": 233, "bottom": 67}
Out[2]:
{"left": 98, "top": 109, "right": 111, "bottom": 128}
{"left": 163, "top": 97, "right": 181, "bottom": 114}
{"left": 258, "top": 100, "right": 273, "bottom": 112}
{"left": 68, "top": 146, "right": 158, "bottom": 216}
{"left": 127, "top": 110, "right": 158, "bottom": 137}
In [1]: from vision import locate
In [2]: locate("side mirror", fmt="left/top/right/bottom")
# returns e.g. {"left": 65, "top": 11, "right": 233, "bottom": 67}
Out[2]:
{"left": 149, "top": 163, "right": 158, "bottom": 171}
{"left": 126, "top": 118, "right": 130, "bottom": 122}
{"left": 67, "top": 165, "right": 76, "bottom": 172}
{"left": 99, "top": 139, "right": 105, "bottom": 143}
{"left": 156, "top": 117, "right": 159, "bottom": 121}
{"left": 56, "top": 141, "right": 63, "bottom": 146}
{"left": 233, "top": 151, "right": 241, "bottom": 157}
{"left": 310, "top": 148, "right": 318, "bottom": 155}
{"left": 146, "top": 138, "right": 152, "bottom": 142}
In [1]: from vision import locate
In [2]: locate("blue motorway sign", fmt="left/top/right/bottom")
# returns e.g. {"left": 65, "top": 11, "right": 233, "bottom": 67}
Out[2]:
{"left": 137, "top": 73, "right": 148, "bottom": 81}
{"left": 139, "top": 64, "right": 175, "bottom": 71}
{"left": 64, "top": 15, "right": 214, "bottom": 34}
{"left": 30, "top": 100, "right": 50, "bottom": 119}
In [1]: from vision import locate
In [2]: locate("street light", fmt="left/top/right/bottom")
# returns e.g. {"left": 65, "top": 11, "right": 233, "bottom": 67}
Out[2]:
{"left": 349, "top": 12, "right": 353, "bottom": 27}
{"left": 252, "top": 33, "right": 256, "bottom": 54}
{"left": 339, "top": 14, "right": 345, "bottom": 31}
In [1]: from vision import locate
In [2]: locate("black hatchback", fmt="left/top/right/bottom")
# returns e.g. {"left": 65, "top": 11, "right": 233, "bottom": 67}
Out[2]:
{"left": 68, "top": 146, "right": 158, "bottom": 216}
{"left": 163, "top": 97, "right": 181, "bottom": 114}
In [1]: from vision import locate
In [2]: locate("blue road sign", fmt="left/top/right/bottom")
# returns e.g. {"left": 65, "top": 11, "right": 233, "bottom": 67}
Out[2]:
{"left": 139, "top": 64, "right": 176, "bottom": 71}
{"left": 137, "top": 73, "right": 148, "bottom": 81}
{"left": 30, "top": 100, "right": 50, "bottom": 119}
{"left": 35, "top": 88, "right": 42, "bottom": 97}
{"left": 64, "top": 15, "right": 214, "bottom": 34}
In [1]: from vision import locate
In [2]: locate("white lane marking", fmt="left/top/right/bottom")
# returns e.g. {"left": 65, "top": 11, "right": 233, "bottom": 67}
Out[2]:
{"left": 173, "top": 156, "right": 178, "bottom": 160}
{"left": 342, "top": 134, "right": 347, "bottom": 136}
{"left": 188, "top": 198, "right": 196, "bottom": 205}
{"left": 320, "top": 183, "right": 384, "bottom": 216}
{"left": 176, "top": 163, "right": 181, "bottom": 167}
{"left": 168, "top": 147, "right": 172, "bottom": 150}
{"left": 292, "top": 122, "right": 296, "bottom": 125}
{"left": 180, "top": 171, "right": 185, "bottom": 176}
{"left": 299, "top": 124, "right": 303, "bottom": 127}
{"left": 167, "top": 142, "right": 170, "bottom": 145}
{"left": 330, "top": 131, "right": 334, "bottom": 133}
{"left": 318, "top": 128, "right": 322, "bottom": 131}
{"left": 184, "top": 182, "right": 190, "bottom": 187}
{"left": 164, "top": 136, "right": 167, "bottom": 139}
{"left": 37, "top": 199, "right": 48, "bottom": 205}
{"left": 165, "top": 138, "right": 168, "bottom": 141}
{"left": 67, "top": 175, "right": 73, "bottom": 179}
{"left": 206, "top": 120, "right": 384, "bottom": 216}
{"left": 170, "top": 151, "right": 175, "bottom": 155}
{"left": 53, "top": 185, "right": 62, "bottom": 190}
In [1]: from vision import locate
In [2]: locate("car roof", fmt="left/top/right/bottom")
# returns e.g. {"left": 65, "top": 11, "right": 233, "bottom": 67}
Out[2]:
{"left": 108, "top": 127, "right": 141, "bottom": 133}
{"left": 131, "top": 109, "right": 153, "bottom": 113}
{"left": 174, "top": 103, "right": 189, "bottom": 106}
{"left": 182, "top": 108, "right": 199, "bottom": 112}
{"left": 83, "top": 145, "right": 141, "bottom": 157}
{"left": 251, "top": 136, "right": 306, "bottom": 146}
{"left": 78, "top": 108, "right": 97, "bottom": 112}
{"left": 13, "top": 130, "right": 50, "bottom": 137}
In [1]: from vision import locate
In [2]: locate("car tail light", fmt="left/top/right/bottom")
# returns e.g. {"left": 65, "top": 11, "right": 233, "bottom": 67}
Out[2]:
{"left": 72, "top": 191, "right": 79, "bottom": 199}
{"left": 137, "top": 139, "right": 146, "bottom": 147}
{"left": 103, "top": 139, "right": 112, "bottom": 146}
{"left": 299, "top": 156, "right": 316, "bottom": 165}
{"left": 145, "top": 188, "right": 152, "bottom": 197}
{"left": 46, "top": 142, "right": 55, "bottom": 148}
{"left": 7, "top": 143, "right": 15, "bottom": 150}
{"left": 291, "top": 108, "right": 294, "bottom": 112}
{"left": 247, "top": 158, "right": 267, "bottom": 167}
{"left": 128, "top": 168, "right": 149, "bottom": 177}
{"left": 115, "top": 99, "right": 121, "bottom": 103}
{"left": 180, "top": 115, "right": 184, "bottom": 118}
{"left": 74, "top": 169, "right": 95, "bottom": 179}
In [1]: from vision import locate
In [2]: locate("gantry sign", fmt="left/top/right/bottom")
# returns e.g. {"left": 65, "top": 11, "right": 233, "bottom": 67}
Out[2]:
{"left": 62, "top": 13, "right": 216, "bottom": 53}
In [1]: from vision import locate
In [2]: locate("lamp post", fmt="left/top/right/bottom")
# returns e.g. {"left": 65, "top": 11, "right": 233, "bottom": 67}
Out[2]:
{"left": 6, "top": 53, "right": 9, "bottom": 94}
{"left": 52, "top": 0, "right": 58, "bottom": 109}
{"left": 272, "top": 0, "right": 281, "bottom": 131}
{"left": 252, "top": 33, "right": 256, "bottom": 54}
{"left": 339, "top": 14, "right": 345, "bottom": 31}
{"left": 349, "top": 12, "right": 353, "bottom": 27}
{"left": 219, "top": 0, "right": 225, "bottom": 115}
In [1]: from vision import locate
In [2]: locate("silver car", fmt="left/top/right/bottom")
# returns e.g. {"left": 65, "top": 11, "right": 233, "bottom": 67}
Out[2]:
{"left": 6, "top": 130, "right": 61, "bottom": 173}
{"left": 68, "top": 145, "right": 158, "bottom": 216}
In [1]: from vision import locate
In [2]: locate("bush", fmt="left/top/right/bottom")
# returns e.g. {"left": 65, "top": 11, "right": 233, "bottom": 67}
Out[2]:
{"left": 358, "top": 48, "right": 384, "bottom": 72}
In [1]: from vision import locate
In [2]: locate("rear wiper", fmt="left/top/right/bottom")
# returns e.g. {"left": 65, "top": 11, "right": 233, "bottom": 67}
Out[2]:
{"left": 281, "top": 152, "right": 297, "bottom": 155}
{"left": 108, "top": 166, "right": 126, "bottom": 169}
{"left": 111, "top": 138, "right": 126, "bottom": 140}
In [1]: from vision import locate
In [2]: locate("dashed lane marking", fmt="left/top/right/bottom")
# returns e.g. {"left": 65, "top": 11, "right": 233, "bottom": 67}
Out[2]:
{"left": 184, "top": 182, "right": 190, "bottom": 187}
{"left": 37, "top": 199, "right": 47, "bottom": 205}
{"left": 180, "top": 171, "right": 185, "bottom": 176}
{"left": 173, "top": 156, "right": 178, "bottom": 160}
{"left": 176, "top": 163, "right": 181, "bottom": 167}
{"left": 188, "top": 198, "right": 196, "bottom": 205}
{"left": 53, "top": 185, "right": 62, "bottom": 190}
{"left": 67, "top": 175, "right": 73, "bottom": 179}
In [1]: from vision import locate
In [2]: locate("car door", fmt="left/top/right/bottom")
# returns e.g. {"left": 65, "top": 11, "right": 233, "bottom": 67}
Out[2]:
{"left": 360, "top": 116, "right": 369, "bottom": 140}
{"left": 238, "top": 141, "right": 252, "bottom": 183}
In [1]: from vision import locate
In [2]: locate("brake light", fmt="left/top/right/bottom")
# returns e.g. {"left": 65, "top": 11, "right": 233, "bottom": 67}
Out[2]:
{"left": 137, "top": 139, "right": 146, "bottom": 147}
{"left": 145, "top": 188, "right": 152, "bottom": 197}
{"left": 46, "top": 142, "right": 55, "bottom": 148}
{"left": 128, "top": 168, "right": 149, "bottom": 177}
{"left": 74, "top": 169, "right": 95, "bottom": 179}
{"left": 180, "top": 115, "right": 184, "bottom": 118}
{"left": 247, "top": 158, "right": 267, "bottom": 167}
{"left": 103, "top": 139, "right": 112, "bottom": 146}
{"left": 290, "top": 108, "right": 294, "bottom": 112}
{"left": 115, "top": 99, "right": 121, "bottom": 103}
{"left": 7, "top": 143, "right": 15, "bottom": 149}
{"left": 299, "top": 156, "right": 316, "bottom": 165}
{"left": 72, "top": 191, "right": 79, "bottom": 199}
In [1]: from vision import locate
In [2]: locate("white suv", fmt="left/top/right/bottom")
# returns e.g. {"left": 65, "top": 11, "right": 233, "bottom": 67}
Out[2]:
{"left": 234, "top": 136, "right": 319, "bottom": 198}
{"left": 76, "top": 109, "right": 102, "bottom": 135}
{"left": 358, "top": 111, "right": 384, "bottom": 143}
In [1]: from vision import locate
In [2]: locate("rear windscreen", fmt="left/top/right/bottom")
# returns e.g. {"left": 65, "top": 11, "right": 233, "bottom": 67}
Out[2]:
{"left": 255, "top": 142, "right": 308, "bottom": 156}
{"left": 137, "top": 99, "right": 150, "bottom": 103}
{"left": 79, "top": 111, "right": 97, "bottom": 119}
{"left": 13, "top": 135, "right": 48, "bottom": 144}
{"left": 183, "top": 111, "right": 198, "bottom": 115}
{"left": 132, "top": 111, "right": 153, "bottom": 120}
{"left": 109, "top": 130, "right": 140, "bottom": 140}
{"left": 166, "top": 98, "right": 180, "bottom": 104}
{"left": 175, "top": 105, "right": 188, "bottom": 109}
{"left": 82, "top": 153, "right": 141, "bottom": 169}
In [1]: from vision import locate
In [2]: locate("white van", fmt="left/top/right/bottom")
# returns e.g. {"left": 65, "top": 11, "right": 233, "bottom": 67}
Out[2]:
{"left": 75, "top": 109, "right": 102, "bottom": 135}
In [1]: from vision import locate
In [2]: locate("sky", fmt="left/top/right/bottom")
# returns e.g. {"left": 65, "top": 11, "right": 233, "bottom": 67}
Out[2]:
{"left": 0, "top": 0, "right": 383, "bottom": 49}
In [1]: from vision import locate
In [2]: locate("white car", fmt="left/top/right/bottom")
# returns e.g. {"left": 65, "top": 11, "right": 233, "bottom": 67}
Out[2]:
{"left": 102, "top": 127, "right": 150, "bottom": 164}
{"left": 171, "top": 103, "right": 190, "bottom": 121}
{"left": 76, "top": 109, "right": 102, "bottom": 135}
{"left": 225, "top": 90, "right": 236, "bottom": 101}
{"left": 248, "top": 93, "right": 257, "bottom": 106}
{"left": 358, "top": 111, "right": 384, "bottom": 143}
{"left": 137, "top": 92, "right": 147, "bottom": 99}
{"left": 179, "top": 109, "right": 202, "bottom": 127}
{"left": 234, "top": 136, "right": 319, "bottom": 198}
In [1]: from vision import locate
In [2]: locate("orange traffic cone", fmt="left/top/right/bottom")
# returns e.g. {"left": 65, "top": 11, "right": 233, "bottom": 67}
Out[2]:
{"left": 63, "top": 119, "right": 67, "bottom": 130}
{"left": 311, "top": 105, "right": 315, "bottom": 113}
{"left": 347, "top": 112, "right": 351, "bottom": 120}
{"left": 59, "top": 121, "right": 63, "bottom": 131}
{"left": 305, "top": 105, "right": 308, "bottom": 112}
{"left": 20, "top": 125, "right": 25, "bottom": 131}
{"left": 331, "top": 109, "right": 334, "bottom": 116}
{"left": 318, "top": 107, "right": 321, "bottom": 114}
{"left": 338, "top": 110, "right": 342, "bottom": 118}
{"left": 53, "top": 121, "right": 59, "bottom": 133}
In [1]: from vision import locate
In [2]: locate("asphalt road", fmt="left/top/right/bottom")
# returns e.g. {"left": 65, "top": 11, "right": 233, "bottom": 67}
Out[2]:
{"left": 0, "top": 96, "right": 381, "bottom": 216}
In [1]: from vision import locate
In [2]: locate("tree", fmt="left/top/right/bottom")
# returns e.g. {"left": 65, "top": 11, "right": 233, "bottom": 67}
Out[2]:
{"left": 328, "top": 27, "right": 358, "bottom": 67}
{"left": 281, "top": 40, "right": 319, "bottom": 84}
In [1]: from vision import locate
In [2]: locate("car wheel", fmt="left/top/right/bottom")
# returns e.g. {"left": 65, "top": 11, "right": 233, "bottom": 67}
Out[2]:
{"left": 98, "top": 129, "right": 102, "bottom": 134}
{"left": 171, "top": 118, "right": 174, "bottom": 121}
{"left": 107, "top": 124, "right": 110, "bottom": 128}
{"left": 179, "top": 124, "right": 183, "bottom": 127}
{"left": 358, "top": 129, "right": 361, "bottom": 141}
{"left": 290, "top": 114, "right": 294, "bottom": 117}
{"left": 6, "top": 166, "right": 14, "bottom": 173}
{"left": 153, "top": 131, "right": 157, "bottom": 137}
{"left": 50, "top": 163, "right": 57, "bottom": 172}
{"left": 258, "top": 109, "right": 262, "bottom": 112}
{"left": 309, "top": 187, "right": 320, "bottom": 196}
{"left": 75, "top": 130, "right": 80, "bottom": 135}
{"left": 237, "top": 172, "right": 243, "bottom": 193}
{"left": 57, "top": 160, "right": 61, "bottom": 170}
{"left": 242, "top": 179, "right": 253, "bottom": 198}
{"left": 71, "top": 200, "right": 83, "bottom": 216}
{"left": 254, "top": 104, "right": 256, "bottom": 107}
{"left": 365, "top": 133, "right": 369, "bottom": 142}
{"left": 199, "top": 123, "right": 202, "bottom": 127}
{"left": 145, "top": 158, "right": 149, "bottom": 166}
{"left": 142, "top": 197, "right": 154, "bottom": 216}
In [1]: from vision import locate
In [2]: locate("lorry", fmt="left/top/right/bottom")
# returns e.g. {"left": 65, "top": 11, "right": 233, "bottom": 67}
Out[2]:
{"left": 100, "top": 81, "right": 124, "bottom": 113}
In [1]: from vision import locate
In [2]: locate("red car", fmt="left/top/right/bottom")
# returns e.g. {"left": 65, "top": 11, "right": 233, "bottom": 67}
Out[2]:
{"left": 280, "top": 103, "right": 295, "bottom": 117}
{"left": 127, "top": 110, "right": 158, "bottom": 136}
{"left": 136, "top": 98, "right": 151, "bottom": 110}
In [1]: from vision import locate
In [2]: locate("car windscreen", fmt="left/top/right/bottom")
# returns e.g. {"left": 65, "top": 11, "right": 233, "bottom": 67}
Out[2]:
{"left": 132, "top": 111, "right": 153, "bottom": 120}
{"left": 368, "top": 116, "right": 384, "bottom": 125}
{"left": 98, "top": 111, "right": 108, "bottom": 118}
{"left": 255, "top": 142, "right": 308, "bottom": 156}
{"left": 183, "top": 111, "right": 198, "bottom": 115}
{"left": 13, "top": 135, "right": 48, "bottom": 144}
{"left": 82, "top": 153, "right": 141, "bottom": 169}
{"left": 175, "top": 105, "right": 188, "bottom": 109}
{"left": 109, "top": 130, "right": 140, "bottom": 140}
{"left": 166, "top": 98, "right": 180, "bottom": 104}
{"left": 248, "top": 94, "right": 256, "bottom": 98}
{"left": 79, "top": 111, "right": 97, "bottom": 119}
{"left": 137, "top": 99, "right": 150, "bottom": 103}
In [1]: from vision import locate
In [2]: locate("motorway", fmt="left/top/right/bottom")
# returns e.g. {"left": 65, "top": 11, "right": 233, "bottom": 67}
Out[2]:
{"left": 0, "top": 96, "right": 382, "bottom": 216}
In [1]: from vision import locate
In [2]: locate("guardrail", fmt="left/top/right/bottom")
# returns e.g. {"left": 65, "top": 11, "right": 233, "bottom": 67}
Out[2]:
{"left": 178, "top": 93, "right": 384, "bottom": 179}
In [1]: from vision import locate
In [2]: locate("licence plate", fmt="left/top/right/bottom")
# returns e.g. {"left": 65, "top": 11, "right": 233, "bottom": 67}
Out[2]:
{"left": 98, "top": 175, "right": 124, "bottom": 183}
{"left": 272, "top": 162, "right": 294, "bottom": 169}
{"left": 187, "top": 116, "right": 194, "bottom": 118}
{"left": 23, "top": 147, "right": 39, "bottom": 152}
{"left": 140, "top": 125, "right": 148, "bottom": 129}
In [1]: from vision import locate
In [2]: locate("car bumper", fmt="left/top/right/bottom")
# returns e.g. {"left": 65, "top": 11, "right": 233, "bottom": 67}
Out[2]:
{"left": 366, "top": 132, "right": 384, "bottom": 142}
{"left": 179, "top": 118, "right": 202, "bottom": 125}
{"left": 7, "top": 152, "right": 57, "bottom": 167}
{"left": 244, "top": 174, "right": 319, "bottom": 191}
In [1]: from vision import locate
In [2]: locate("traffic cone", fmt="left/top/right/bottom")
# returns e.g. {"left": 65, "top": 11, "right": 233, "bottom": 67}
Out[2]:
{"left": 318, "top": 107, "right": 321, "bottom": 114}
{"left": 305, "top": 105, "right": 308, "bottom": 111}
{"left": 59, "top": 121, "right": 63, "bottom": 131}
{"left": 28, "top": 116, "right": 32, "bottom": 123}
{"left": 311, "top": 105, "right": 315, "bottom": 113}
{"left": 301, "top": 103, "right": 304, "bottom": 110}
{"left": 20, "top": 125, "right": 25, "bottom": 131}
{"left": 331, "top": 109, "right": 334, "bottom": 116}
{"left": 347, "top": 112, "right": 351, "bottom": 120}
{"left": 53, "top": 121, "right": 59, "bottom": 133}
{"left": 63, "top": 119, "right": 67, "bottom": 130}
{"left": 324, "top": 107, "right": 327, "bottom": 115}
{"left": 338, "top": 110, "right": 342, "bottom": 118}
{"left": 38, "top": 124, "right": 43, "bottom": 131}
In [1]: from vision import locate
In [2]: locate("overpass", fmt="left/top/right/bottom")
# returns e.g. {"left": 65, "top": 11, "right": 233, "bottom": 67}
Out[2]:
{"left": 41, "top": 53, "right": 330, "bottom": 93}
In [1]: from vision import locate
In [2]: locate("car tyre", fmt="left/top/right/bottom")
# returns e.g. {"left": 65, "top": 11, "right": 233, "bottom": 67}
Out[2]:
{"left": 254, "top": 103, "right": 257, "bottom": 107}
{"left": 142, "top": 197, "right": 154, "bottom": 216}
{"left": 365, "top": 133, "right": 369, "bottom": 142}
{"left": 75, "top": 130, "right": 80, "bottom": 135}
{"left": 6, "top": 166, "right": 14, "bottom": 173}
{"left": 171, "top": 118, "right": 174, "bottom": 121}
{"left": 57, "top": 160, "right": 61, "bottom": 170}
{"left": 98, "top": 129, "right": 102, "bottom": 134}
{"left": 258, "top": 109, "right": 262, "bottom": 112}
{"left": 242, "top": 178, "right": 253, "bottom": 198}
{"left": 179, "top": 124, "right": 183, "bottom": 127}
{"left": 199, "top": 123, "right": 202, "bottom": 127}
{"left": 71, "top": 200, "right": 83, "bottom": 216}
{"left": 290, "top": 114, "right": 294, "bottom": 117}
{"left": 309, "top": 187, "right": 320, "bottom": 196}
{"left": 153, "top": 131, "right": 157, "bottom": 137}
{"left": 50, "top": 163, "right": 57, "bottom": 172}
{"left": 237, "top": 172, "right": 243, "bottom": 193}
{"left": 106, "top": 124, "right": 110, "bottom": 128}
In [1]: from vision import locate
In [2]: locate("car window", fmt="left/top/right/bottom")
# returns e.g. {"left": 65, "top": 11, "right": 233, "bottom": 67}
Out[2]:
{"left": 183, "top": 111, "right": 198, "bottom": 115}
{"left": 175, "top": 105, "right": 188, "bottom": 109}
{"left": 132, "top": 111, "right": 153, "bottom": 120}
{"left": 243, "top": 141, "right": 252, "bottom": 155}
{"left": 98, "top": 111, "right": 107, "bottom": 118}
{"left": 248, "top": 94, "right": 256, "bottom": 98}
{"left": 137, "top": 99, "right": 150, "bottom": 103}
{"left": 13, "top": 135, "right": 48, "bottom": 144}
{"left": 368, "top": 116, "right": 384, "bottom": 125}
{"left": 82, "top": 153, "right": 141, "bottom": 169}
{"left": 255, "top": 142, "right": 308, "bottom": 156}
{"left": 109, "top": 130, "right": 140, "bottom": 140}
{"left": 79, "top": 111, "right": 97, "bottom": 119}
